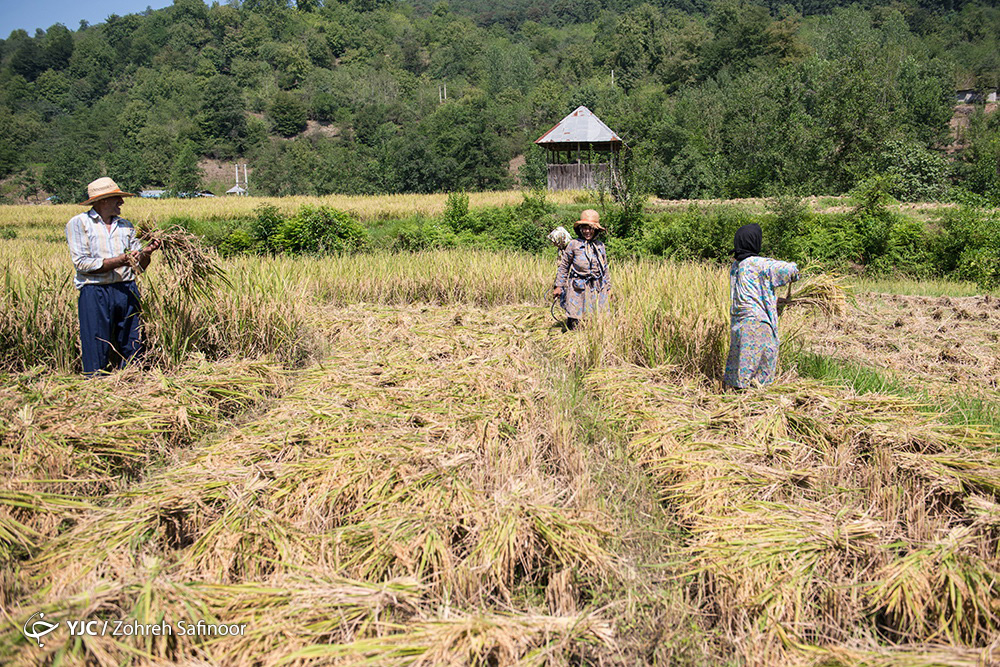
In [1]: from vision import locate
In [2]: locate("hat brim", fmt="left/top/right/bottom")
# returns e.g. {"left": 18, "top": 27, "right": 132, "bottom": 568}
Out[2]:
{"left": 574, "top": 221, "right": 606, "bottom": 232}
{"left": 79, "top": 190, "right": 135, "bottom": 206}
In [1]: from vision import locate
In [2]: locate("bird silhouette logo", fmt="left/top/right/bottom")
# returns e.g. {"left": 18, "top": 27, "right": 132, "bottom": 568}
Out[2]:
{"left": 22, "top": 612, "right": 59, "bottom": 648}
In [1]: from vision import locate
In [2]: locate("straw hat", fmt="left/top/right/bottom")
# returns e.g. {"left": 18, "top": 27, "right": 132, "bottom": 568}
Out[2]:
{"left": 79, "top": 177, "right": 135, "bottom": 206}
{"left": 573, "top": 209, "right": 605, "bottom": 234}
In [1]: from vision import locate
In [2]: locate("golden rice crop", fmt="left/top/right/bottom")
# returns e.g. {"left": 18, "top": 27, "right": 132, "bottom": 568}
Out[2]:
{"left": 0, "top": 360, "right": 289, "bottom": 568}
{"left": 581, "top": 362, "right": 1000, "bottom": 664}
{"left": 0, "top": 191, "right": 587, "bottom": 231}
{"left": 1, "top": 305, "right": 621, "bottom": 665}
{"left": 0, "top": 235, "right": 317, "bottom": 372}
{"left": 547, "top": 258, "right": 730, "bottom": 378}
{"left": 4, "top": 224, "right": 996, "bottom": 665}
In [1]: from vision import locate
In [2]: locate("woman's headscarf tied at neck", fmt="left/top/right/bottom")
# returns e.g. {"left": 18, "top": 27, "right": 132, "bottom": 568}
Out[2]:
{"left": 733, "top": 223, "right": 762, "bottom": 262}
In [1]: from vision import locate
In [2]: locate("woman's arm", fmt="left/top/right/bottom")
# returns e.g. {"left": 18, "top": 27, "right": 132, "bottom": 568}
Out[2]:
{"left": 553, "top": 242, "right": 575, "bottom": 295}
{"left": 769, "top": 260, "right": 799, "bottom": 288}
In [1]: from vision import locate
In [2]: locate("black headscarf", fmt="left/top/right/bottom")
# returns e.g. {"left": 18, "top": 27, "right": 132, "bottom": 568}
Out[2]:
{"left": 733, "top": 223, "right": 762, "bottom": 262}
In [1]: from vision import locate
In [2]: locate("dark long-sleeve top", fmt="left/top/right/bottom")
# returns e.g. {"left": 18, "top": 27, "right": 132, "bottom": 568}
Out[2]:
{"left": 554, "top": 238, "right": 611, "bottom": 290}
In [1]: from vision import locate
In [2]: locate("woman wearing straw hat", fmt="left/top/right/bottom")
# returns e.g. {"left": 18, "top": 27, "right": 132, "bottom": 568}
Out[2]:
{"left": 65, "top": 177, "right": 161, "bottom": 375}
{"left": 551, "top": 209, "right": 611, "bottom": 330}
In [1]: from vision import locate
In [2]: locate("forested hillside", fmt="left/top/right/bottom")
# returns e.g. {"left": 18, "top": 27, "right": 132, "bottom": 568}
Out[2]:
{"left": 2, "top": 0, "right": 999, "bottom": 202}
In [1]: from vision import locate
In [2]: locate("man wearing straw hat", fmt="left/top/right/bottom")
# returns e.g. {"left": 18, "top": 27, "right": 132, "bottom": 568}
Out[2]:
{"left": 65, "top": 177, "right": 161, "bottom": 375}
{"left": 551, "top": 209, "right": 611, "bottom": 330}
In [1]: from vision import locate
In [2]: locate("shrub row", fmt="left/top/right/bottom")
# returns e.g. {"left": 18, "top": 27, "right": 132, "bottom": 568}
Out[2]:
{"left": 167, "top": 189, "right": 1000, "bottom": 290}
{"left": 636, "top": 198, "right": 1000, "bottom": 288}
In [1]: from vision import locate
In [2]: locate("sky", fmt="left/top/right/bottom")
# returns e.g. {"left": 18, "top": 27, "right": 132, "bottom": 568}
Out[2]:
{"left": 0, "top": 0, "right": 175, "bottom": 38}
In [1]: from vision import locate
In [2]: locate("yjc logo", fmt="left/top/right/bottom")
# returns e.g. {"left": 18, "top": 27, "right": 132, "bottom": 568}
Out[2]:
{"left": 23, "top": 612, "right": 59, "bottom": 648}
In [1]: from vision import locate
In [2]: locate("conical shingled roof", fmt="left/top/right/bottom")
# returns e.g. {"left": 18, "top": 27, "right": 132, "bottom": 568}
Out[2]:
{"left": 535, "top": 106, "right": 622, "bottom": 145}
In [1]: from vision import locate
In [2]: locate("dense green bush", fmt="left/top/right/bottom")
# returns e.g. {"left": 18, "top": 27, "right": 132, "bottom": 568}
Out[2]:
{"left": 642, "top": 205, "right": 754, "bottom": 261}
{"left": 196, "top": 198, "right": 1000, "bottom": 289}
{"left": 794, "top": 214, "right": 863, "bottom": 266}
{"left": 444, "top": 192, "right": 472, "bottom": 232}
{"left": 763, "top": 196, "right": 811, "bottom": 262}
{"left": 217, "top": 227, "right": 254, "bottom": 256}
{"left": 273, "top": 206, "right": 369, "bottom": 254}
{"left": 869, "top": 219, "right": 933, "bottom": 277}
{"left": 248, "top": 204, "right": 285, "bottom": 254}
{"left": 497, "top": 218, "right": 548, "bottom": 253}
{"left": 393, "top": 217, "right": 458, "bottom": 251}
{"left": 517, "top": 189, "right": 556, "bottom": 225}
{"left": 935, "top": 206, "right": 1000, "bottom": 289}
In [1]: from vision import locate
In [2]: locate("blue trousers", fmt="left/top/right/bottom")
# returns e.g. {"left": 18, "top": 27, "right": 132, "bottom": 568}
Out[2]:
{"left": 78, "top": 282, "right": 144, "bottom": 375}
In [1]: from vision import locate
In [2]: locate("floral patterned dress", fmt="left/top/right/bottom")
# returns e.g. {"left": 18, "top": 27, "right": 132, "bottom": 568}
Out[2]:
{"left": 723, "top": 256, "right": 798, "bottom": 389}
{"left": 554, "top": 238, "right": 611, "bottom": 320}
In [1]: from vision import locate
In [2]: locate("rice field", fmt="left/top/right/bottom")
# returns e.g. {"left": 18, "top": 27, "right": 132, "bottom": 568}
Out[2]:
{"left": 0, "top": 191, "right": 585, "bottom": 235}
{"left": 2, "top": 200, "right": 999, "bottom": 665}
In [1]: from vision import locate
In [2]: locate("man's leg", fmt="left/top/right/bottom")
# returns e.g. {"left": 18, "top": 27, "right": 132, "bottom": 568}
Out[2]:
{"left": 78, "top": 285, "right": 113, "bottom": 375}
{"left": 112, "top": 282, "right": 144, "bottom": 369}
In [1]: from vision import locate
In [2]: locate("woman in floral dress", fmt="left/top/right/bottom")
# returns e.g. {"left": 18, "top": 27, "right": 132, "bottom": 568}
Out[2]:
{"left": 723, "top": 223, "right": 798, "bottom": 389}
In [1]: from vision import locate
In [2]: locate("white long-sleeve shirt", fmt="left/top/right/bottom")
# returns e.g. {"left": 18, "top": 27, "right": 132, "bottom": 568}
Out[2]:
{"left": 65, "top": 209, "right": 143, "bottom": 289}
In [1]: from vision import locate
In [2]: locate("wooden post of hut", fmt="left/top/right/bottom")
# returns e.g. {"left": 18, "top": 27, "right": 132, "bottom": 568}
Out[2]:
{"left": 535, "top": 106, "right": 623, "bottom": 191}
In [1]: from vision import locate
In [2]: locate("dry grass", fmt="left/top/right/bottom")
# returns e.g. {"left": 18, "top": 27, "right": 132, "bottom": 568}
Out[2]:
{"left": 1, "top": 305, "right": 622, "bottom": 665}
{"left": 804, "top": 292, "right": 1000, "bottom": 393}
{"left": 580, "top": 362, "right": 1000, "bottom": 664}
{"left": 4, "top": 231, "right": 998, "bottom": 665}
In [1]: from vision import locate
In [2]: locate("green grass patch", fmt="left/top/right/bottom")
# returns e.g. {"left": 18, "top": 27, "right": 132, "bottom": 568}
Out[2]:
{"left": 794, "top": 351, "right": 1000, "bottom": 433}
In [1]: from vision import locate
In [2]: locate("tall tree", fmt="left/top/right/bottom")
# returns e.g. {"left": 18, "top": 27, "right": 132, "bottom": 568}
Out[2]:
{"left": 198, "top": 75, "right": 248, "bottom": 150}
{"left": 270, "top": 91, "right": 307, "bottom": 137}
{"left": 170, "top": 141, "right": 203, "bottom": 191}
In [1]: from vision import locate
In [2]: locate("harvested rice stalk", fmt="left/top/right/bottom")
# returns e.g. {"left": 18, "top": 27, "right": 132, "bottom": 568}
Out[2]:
{"left": 781, "top": 273, "right": 849, "bottom": 317}
{"left": 867, "top": 526, "right": 1000, "bottom": 644}
{"left": 584, "top": 359, "right": 1000, "bottom": 661}
{"left": 134, "top": 222, "right": 231, "bottom": 298}
{"left": 965, "top": 495, "right": 1000, "bottom": 530}
{"left": 0, "top": 576, "right": 423, "bottom": 664}
{"left": 779, "top": 628, "right": 992, "bottom": 666}
{"left": 281, "top": 611, "right": 617, "bottom": 666}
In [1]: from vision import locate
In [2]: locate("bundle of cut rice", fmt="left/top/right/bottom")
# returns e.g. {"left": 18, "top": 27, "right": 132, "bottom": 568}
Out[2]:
{"left": 134, "top": 222, "right": 230, "bottom": 298}
{"left": 781, "top": 273, "right": 849, "bottom": 317}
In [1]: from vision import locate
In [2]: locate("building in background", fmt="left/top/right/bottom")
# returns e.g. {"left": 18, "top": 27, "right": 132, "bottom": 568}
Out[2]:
{"left": 535, "top": 106, "right": 623, "bottom": 192}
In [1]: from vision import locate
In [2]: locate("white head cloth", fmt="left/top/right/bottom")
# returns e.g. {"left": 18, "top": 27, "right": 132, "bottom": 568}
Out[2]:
{"left": 547, "top": 226, "right": 572, "bottom": 249}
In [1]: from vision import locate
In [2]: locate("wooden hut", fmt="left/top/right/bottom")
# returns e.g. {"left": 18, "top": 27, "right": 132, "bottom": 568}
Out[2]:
{"left": 535, "top": 106, "right": 623, "bottom": 191}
